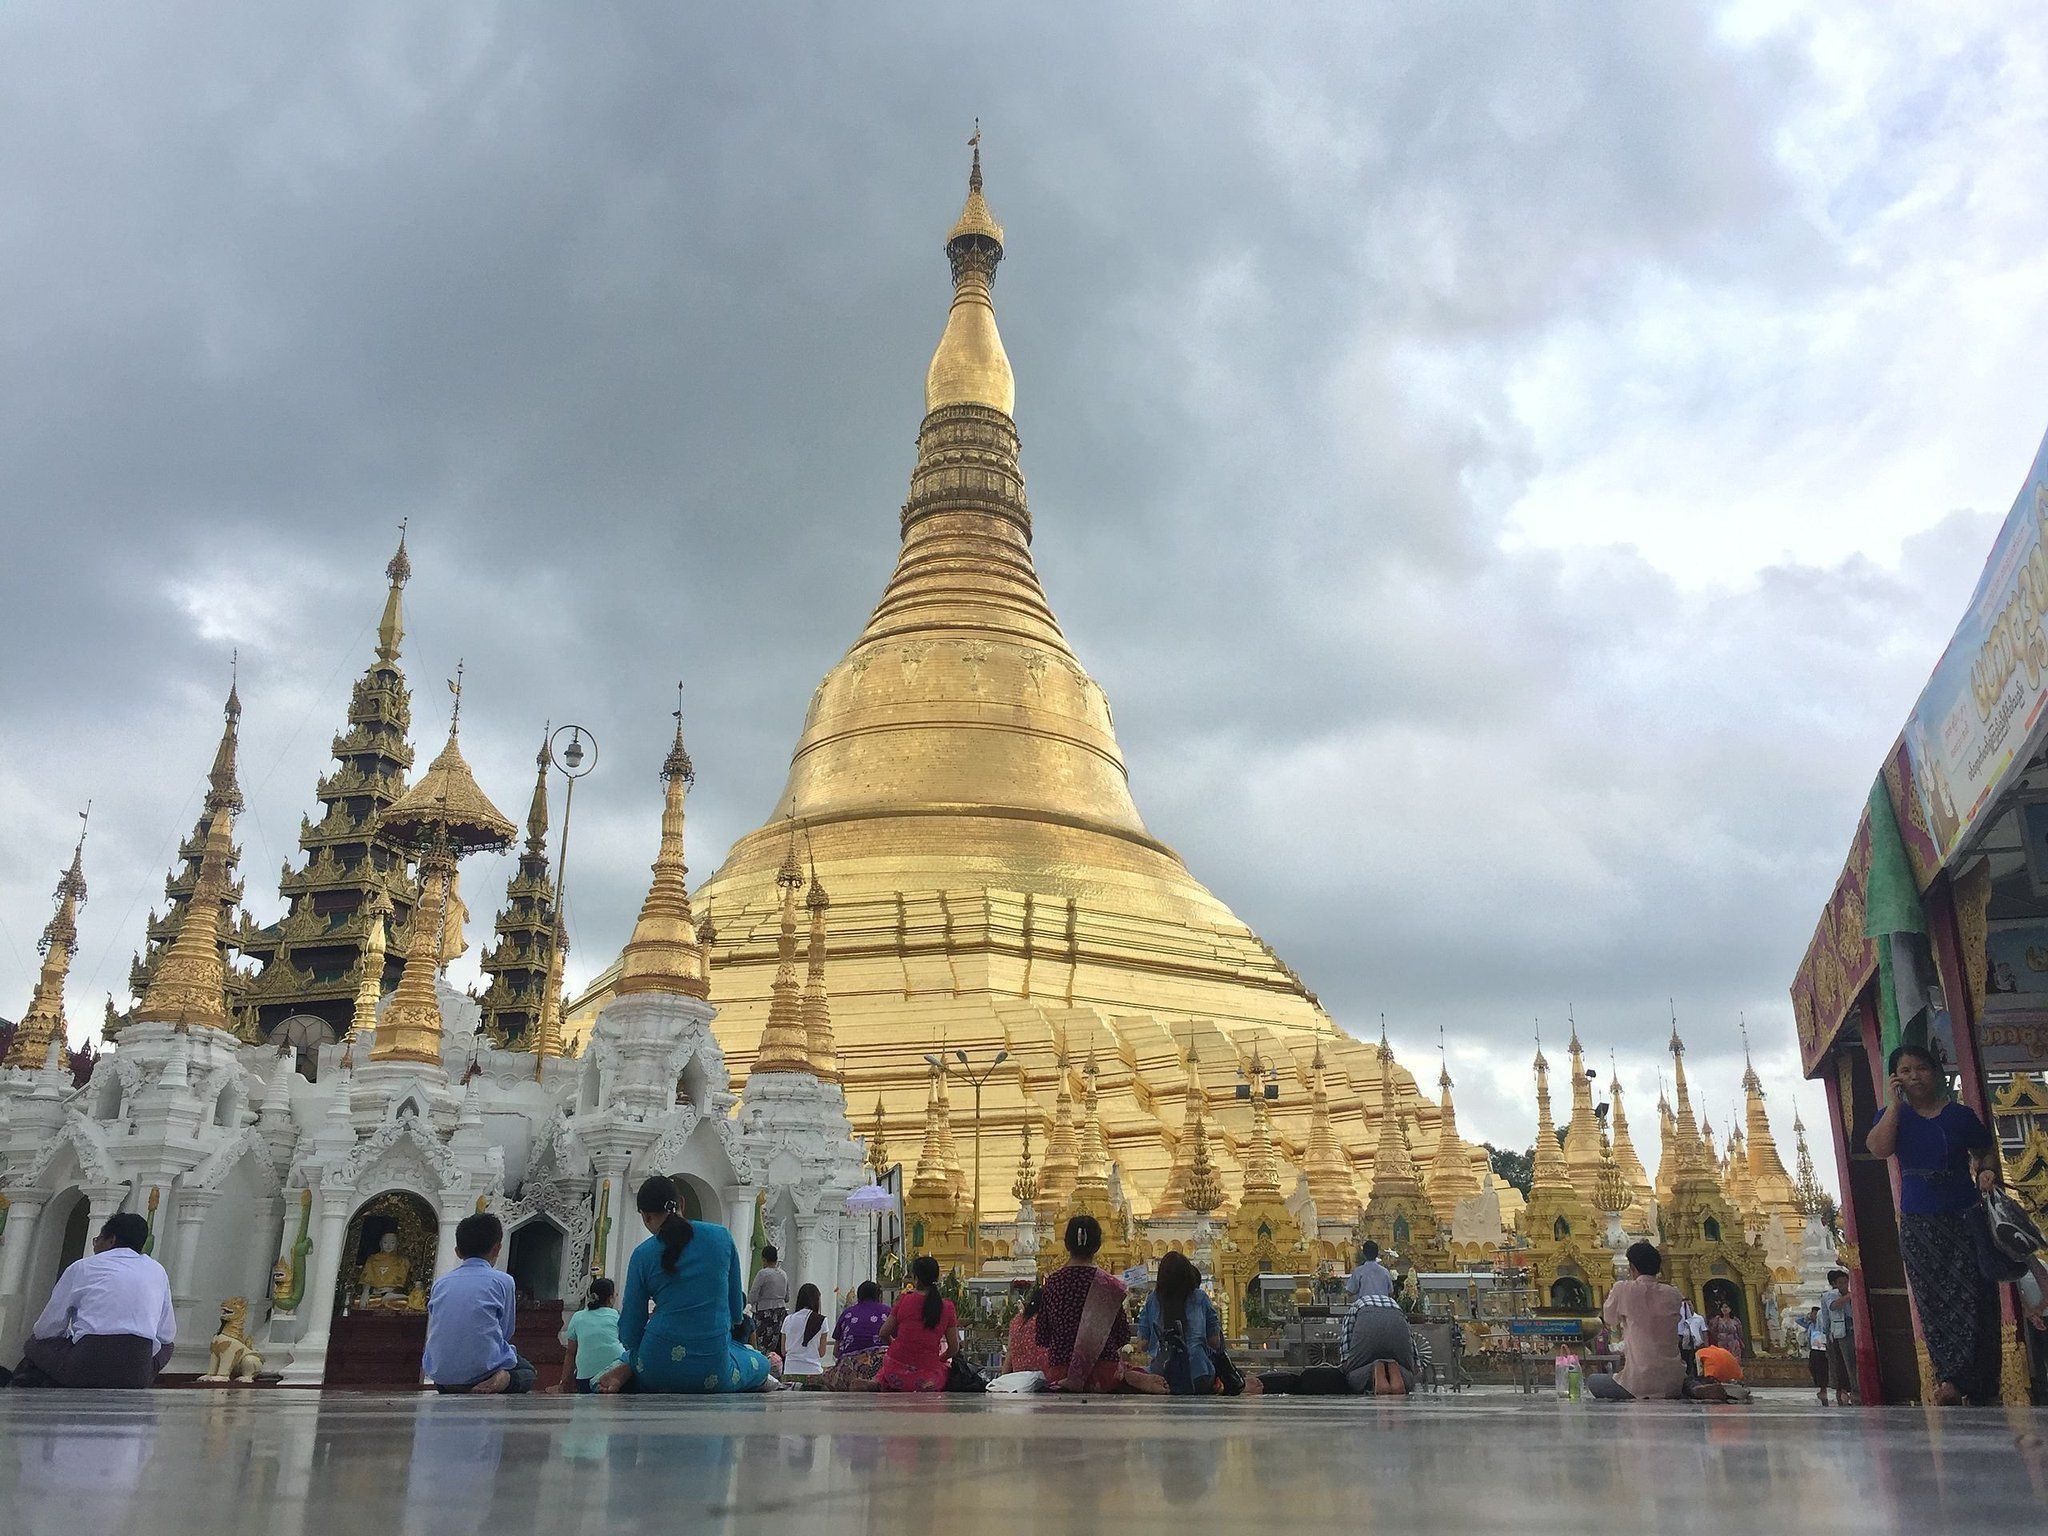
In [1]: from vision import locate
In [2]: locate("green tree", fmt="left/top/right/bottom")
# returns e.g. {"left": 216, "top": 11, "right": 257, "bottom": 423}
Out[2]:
{"left": 1483, "top": 1142, "right": 1533, "bottom": 1197}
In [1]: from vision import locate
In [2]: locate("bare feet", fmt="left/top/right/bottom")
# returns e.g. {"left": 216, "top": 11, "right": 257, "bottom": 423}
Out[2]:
{"left": 594, "top": 1364, "right": 632, "bottom": 1396}
{"left": 1934, "top": 1381, "right": 1964, "bottom": 1407}
{"left": 471, "top": 1369, "right": 512, "bottom": 1395}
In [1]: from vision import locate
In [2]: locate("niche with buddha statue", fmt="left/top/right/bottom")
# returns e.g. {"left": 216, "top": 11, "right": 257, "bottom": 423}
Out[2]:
{"left": 337, "top": 1190, "right": 437, "bottom": 1315}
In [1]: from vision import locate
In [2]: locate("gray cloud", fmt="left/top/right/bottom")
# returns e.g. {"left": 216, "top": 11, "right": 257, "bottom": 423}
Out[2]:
{"left": 5, "top": 3, "right": 2044, "bottom": 1174}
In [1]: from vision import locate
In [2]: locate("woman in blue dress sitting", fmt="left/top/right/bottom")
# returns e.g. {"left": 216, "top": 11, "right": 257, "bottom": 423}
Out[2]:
{"left": 595, "top": 1176, "right": 775, "bottom": 1394}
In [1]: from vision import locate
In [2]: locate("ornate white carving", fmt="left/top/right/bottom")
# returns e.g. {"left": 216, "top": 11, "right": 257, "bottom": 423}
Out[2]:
{"left": 329, "top": 1114, "right": 469, "bottom": 1198}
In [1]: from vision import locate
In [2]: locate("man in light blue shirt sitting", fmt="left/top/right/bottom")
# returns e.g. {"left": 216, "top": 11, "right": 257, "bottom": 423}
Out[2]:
{"left": 1344, "top": 1241, "right": 1395, "bottom": 1302}
{"left": 422, "top": 1214, "right": 533, "bottom": 1394}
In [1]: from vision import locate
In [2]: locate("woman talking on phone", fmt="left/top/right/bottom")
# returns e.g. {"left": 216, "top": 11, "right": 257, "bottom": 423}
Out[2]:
{"left": 1865, "top": 1043, "right": 1999, "bottom": 1404}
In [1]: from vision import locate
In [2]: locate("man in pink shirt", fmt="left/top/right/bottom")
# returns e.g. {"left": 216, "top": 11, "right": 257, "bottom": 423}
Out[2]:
{"left": 1589, "top": 1241, "right": 1685, "bottom": 1401}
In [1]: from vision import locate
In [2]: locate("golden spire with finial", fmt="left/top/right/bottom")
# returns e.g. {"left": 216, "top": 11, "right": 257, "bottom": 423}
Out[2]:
{"left": 1371, "top": 1026, "right": 1417, "bottom": 1184}
{"left": 346, "top": 879, "right": 392, "bottom": 1042}
{"left": 376, "top": 520, "right": 410, "bottom": 666}
{"left": 1792, "top": 1107, "right": 1827, "bottom": 1217}
{"left": 209, "top": 655, "right": 245, "bottom": 816}
{"left": 910, "top": 1061, "right": 955, "bottom": 1204}
{"left": 1074, "top": 1048, "right": 1112, "bottom": 1196}
{"left": 1530, "top": 1026, "right": 1569, "bottom": 1185}
{"left": 615, "top": 689, "right": 710, "bottom": 999}
{"left": 1593, "top": 1111, "right": 1630, "bottom": 1218}
{"left": 1667, "top": 1011, "right": 1711, "bottom": 1180}
{"left": 1607, "top": 1053, "right": 1653, "bottom": 1223}
{"left": 800, "top": 844, "right": 838, "bottom": 1079}
{"left": 522, "top": 725, "right": 551, "bottom": 861}
{"left": 926, "top": 123, "right": 1014, "bottom": 415}
{"left": 1426, "top": 1034, "right": 1481, "bottom": 1223}
{"left": 5, "top": 811, "right": 88, "bottom": 1069}
{"left": 1238, "top": 1048, "right": 1284, "bottom": 1198}
{"left": 138, "top": 800, "right": 236, "bottom": 1033}
{"left": 1037, "top": 1038, "right": 1080, "bottom": 1212}
{"left": 752, "top": 822, "right": 813, "bottom": 1073}
{"left": 532, "top": 918, "right": 567, "bottom": 1076}
{"left": 1738, "top": 1016, "right": 1802, "bottom": 1224}
{"left": 1155, "top": 1033, "right": 1215, "bottom": 1217}
{"left": 371, "top": 828, "right": 454, "bottom": 1064}
{"left": 1304, "top": 1040, "right": 1360, "bottom": 1222}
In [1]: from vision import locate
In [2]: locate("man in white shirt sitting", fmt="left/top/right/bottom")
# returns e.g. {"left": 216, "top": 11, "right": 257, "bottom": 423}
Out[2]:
{"left": 12, "top": 1211, "right": 177, "bottom": 1389}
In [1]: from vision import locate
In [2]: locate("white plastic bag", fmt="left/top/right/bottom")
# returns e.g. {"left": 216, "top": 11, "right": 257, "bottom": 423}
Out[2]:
{"left": 985, "top": 1370, "right": 1046, "bottom": 1393}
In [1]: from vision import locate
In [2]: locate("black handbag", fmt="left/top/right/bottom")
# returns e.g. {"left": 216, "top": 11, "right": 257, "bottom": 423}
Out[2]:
{"left": 1212, "top": 1344, "right": 1247, "bottom": 1397}
{"left": 1159, "top": 1321, "right": 1194, "bottom": 1395}
{"left": 1969, "top": 1201, "right": 2030, "bottom": 1284}
{"left": 1985, "top": 1187, "right": 2045, "bottom": 1263}
{"left": 946, "top": 1356, "right": 992, "bottom": 1393}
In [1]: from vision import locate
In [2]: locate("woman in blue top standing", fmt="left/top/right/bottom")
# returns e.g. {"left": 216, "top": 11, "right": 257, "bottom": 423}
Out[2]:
{"left": 1137, "top": 1251, "right": 1223, "bottom": 1395}
{"left": 1866, "top": 1043, "right": 1998, "bottom": 1405}
{"left": 595, "top": 1176, "right": 775, "bottom": 1394}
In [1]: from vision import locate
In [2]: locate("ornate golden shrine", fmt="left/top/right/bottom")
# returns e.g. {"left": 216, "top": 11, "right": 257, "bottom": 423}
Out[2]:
{"left": 337, "top": 1190, "right": 437, "bottom": 1314}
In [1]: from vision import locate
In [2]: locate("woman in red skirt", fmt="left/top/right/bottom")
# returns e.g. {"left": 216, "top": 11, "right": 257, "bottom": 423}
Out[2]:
{"left": 862, "top": 1256, "right": 961, "bottom": 1393}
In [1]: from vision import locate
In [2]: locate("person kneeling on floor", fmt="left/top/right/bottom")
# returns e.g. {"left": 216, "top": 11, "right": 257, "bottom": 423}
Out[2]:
{"left": 11, "top": 1212, "right": 175, "bottom": 1389}
{"left": 424, "top": 1213, "right": 535, "bottom": 1394}
{"left": 1688, "top": 1341, "right": 1750, "bottom": 1402}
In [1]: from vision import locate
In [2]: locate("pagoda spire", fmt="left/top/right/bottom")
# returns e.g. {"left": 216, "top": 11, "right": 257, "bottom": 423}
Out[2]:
{"left": 1561, "top": 1018, "right": 1605, "bottom": 1200}
{"left": 371, "top": 831, "right": 453, "bottom": 1064}
{"left": 1529, "top": 1034, "right": 1568, "bottom": 1187}
{"left": 1011, "top": 1119, "right": 1040, "bottom": 1208}
{"left": 1607, "top": 1059, "right": 1654, "bottom": 1225}
{"left": 124, "top": 671, "right": 249, "bottom": 1028}
{"left": 1238, "top": 1049, "right": 1284, "bottom": 1198}
{"left": 927, "top": 125, "right": 1012, "bottom": 417}
{"left": 477, "top": 727, "right": 559, "bottom": 1044}
{"left": 1037, "top": 1045, "right": 1080, "bottom": 1213}
{"left": 934, "top": 1049, "right": 967, "bottom": 1199}
{"left": 614, "top": 703, "right": 710, "bottom": 1001}
{"left": 1156, "top": 1036, "right": 1218, "bottom": 1218}
{"left": 531, "top": 920, "right": 567, "bottom": 1074}
{"left": 1074, "top": 1050, "right": 1112, "bottom": 1197}
{"left": 137, "top": 801, "right": 238, "bottom": 1033}
{"left": 1739, "top": 1021, "right": 1803, "bottom": 1225}
{"left": 800, "top": 856, "right": 838, "bottom": 1080}
{"left": 1426, "top": 1054, "right": 1482, "bottom": 1224}
{"left": 346, "top": 880, "right": 391, "bottom": 1041}
{"left": 1371, "top": 1030, "right": 1417, "bottom": 1185}
{"left": 1304, "top": 1042, "right": 1361, "bottom": 1222}
{"left": 910, "top": 1063, "right": 955, "bottom": 1204}
{"left": 4, "top": 816, "right": 88, "bottom": 1069}
{"left": 1792, "top": 1108, "right": 1828, "bottom": 1217}
{"left": 752, "top": 827, "right": 813, "bottom": 1073}
{"left": 239, "top": 532, "right": 421, "bottom": 1038}
{"left": 377, "top": 522, "right": 410, "bottom": 665}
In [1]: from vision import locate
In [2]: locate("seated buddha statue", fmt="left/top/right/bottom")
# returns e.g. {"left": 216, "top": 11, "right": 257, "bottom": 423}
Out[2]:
{"left": 355, "top": 1232, "right": 413, "bottom": 1311}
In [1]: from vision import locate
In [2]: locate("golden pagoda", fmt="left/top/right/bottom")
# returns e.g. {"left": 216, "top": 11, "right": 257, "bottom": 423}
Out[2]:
{"left": 905, "top": 1062, "right": 973, "bottom": 1273}
{"left": 572, "top": 140, "right": 1434, "bottom": 1221}
{"left": 137, "top": 801, "right": 241, "bottom": 1034}
{"left": 1517, "top": 1039, "right": 1613, "bottom": 1312}
{"left": 1153, "top": 1039, "right": 1226, "bottom": 1219}
{"left": 1358, "top": 1032, "right": 1442, "bottom": 1269}
{"left": 1425, "top": 1059, "right": 1486, "bottom": 1247}
{"left": 1656, "top": 1028, "right": 1770, "bottom": 1322}
{"left": 3, "top": 821, "right": 87, "bottom": 1070}
{"left": 1042, "top": 1052, "right": 1130, "bottom": 1272}
{"left": 1654, "top": 1081, "right": 1678, "bottom": 1214}
{"left": 1214, "top": 1051, "right": 1312, "bottom": 1330}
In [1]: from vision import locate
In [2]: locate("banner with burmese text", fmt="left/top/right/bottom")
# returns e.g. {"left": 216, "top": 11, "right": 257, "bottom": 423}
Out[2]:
{"left": 1901, "top": 426, "right": 2048, "bottom": 869}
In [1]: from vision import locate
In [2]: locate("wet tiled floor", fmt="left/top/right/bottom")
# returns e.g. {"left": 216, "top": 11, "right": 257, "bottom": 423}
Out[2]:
{"left": 3, "top": 1388, "right": 2044, "bottom": 1535}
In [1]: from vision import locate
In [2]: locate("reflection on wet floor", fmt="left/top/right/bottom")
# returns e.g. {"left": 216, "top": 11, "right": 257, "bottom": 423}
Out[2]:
{"left": 3, "top": 1391, "right": 2047, "bottom": 1536}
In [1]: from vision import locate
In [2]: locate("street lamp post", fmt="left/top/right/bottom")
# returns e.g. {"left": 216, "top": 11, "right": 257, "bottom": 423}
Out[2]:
{"left": 543, "top": 723, "right": 597, "bottom": 1056}
{"left": 925, "top": 1047, "right": 1009, "bottom": 1265}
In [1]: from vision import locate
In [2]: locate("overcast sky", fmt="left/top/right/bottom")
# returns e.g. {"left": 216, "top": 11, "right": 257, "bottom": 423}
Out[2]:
{"left": 4, "top": 4, "right": 2046, "bottom": 1181}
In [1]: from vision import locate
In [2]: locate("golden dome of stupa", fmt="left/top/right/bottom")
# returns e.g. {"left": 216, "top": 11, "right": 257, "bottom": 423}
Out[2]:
{"left": 578, "top": 142, "right": 1433, "bottom": 1224}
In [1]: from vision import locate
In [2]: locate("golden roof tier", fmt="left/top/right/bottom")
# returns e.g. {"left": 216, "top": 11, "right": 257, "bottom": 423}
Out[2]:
{"left": 573, "top": 142, "right": 1432, "bottom": 1222}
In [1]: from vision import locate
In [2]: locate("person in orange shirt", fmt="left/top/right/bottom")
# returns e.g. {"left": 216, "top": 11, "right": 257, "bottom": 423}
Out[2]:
{"left": 1689, "top": 1342, "right": 1750, "bottom": 1401}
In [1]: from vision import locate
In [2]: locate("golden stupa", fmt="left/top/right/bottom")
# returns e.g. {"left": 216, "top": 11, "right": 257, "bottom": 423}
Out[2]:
{"left": 577, "top": 142, "right": 1432, "bottom": 1224}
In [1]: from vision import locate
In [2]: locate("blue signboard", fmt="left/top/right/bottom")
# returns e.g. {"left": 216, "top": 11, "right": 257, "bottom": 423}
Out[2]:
{"left": 1507, "top": 1318, "right": 1583, "bottom": 1337}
